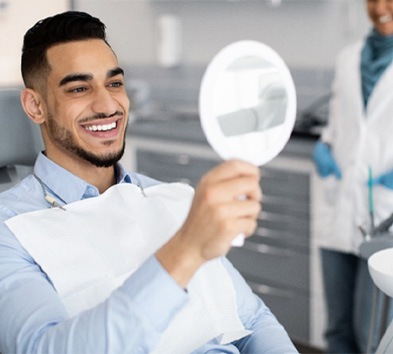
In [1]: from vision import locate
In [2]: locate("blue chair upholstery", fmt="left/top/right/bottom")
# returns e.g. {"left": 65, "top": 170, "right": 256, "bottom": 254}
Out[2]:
{"left": 0, "top": 88, "right": 43, "bottom": 192}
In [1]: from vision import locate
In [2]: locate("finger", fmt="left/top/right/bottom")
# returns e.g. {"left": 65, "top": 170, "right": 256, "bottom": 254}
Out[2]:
{"left": 223, "top": 218, "right": 259, "bottom": 241}
{"left": 227, "top": 199, "right": 262, "bottom": 219}
{"left": 202, "top": 160, "right": 260, "bottom": 185}
{"left": 240, "top": 218, "right": 259, "bottom": 238}
{"left": 210, "top": 200, "right": 261, "bottom": 225}
{"left": 208, "top": 176, "right": 262, "bottom": 203}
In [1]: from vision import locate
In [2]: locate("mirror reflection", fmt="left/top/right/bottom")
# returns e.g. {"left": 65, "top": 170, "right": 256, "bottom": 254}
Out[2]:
{"left": 199, "top": 40, "right": 296, "bottom": 167}
{"left": 215, "top": 56, "right": 287, "bottom": 139}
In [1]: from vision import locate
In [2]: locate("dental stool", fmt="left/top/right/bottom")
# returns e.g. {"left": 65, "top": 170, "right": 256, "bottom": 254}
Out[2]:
{"left": 0, "top": 87, "right": 43, "bottom": 192}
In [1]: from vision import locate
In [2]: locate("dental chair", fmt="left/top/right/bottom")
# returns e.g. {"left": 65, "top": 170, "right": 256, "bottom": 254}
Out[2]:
{"left": 0, "top": 88, "right": 42, "bottom": 354}
{"left": 0, "top": 88, "right": 43, "bottom": 192}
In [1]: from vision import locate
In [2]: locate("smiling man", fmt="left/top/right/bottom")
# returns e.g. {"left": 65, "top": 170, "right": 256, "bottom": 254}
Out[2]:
{"left": 21, "top": 35, "right": 129, "bottom": 192}
{"left": 0, "top": 11, "right": 298, "bottom": 354}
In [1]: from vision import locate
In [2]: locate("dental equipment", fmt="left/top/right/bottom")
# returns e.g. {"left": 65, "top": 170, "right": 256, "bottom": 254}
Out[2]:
{"left": 369, "top": 166, "right": 375, "bottom": 233}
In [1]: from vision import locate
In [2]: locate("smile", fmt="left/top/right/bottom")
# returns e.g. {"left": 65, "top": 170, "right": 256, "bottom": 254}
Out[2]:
{"left": 379, "top": 15, "right": 392, "bottom": 24}
{"left": 84, "top": 121, "right": 117, "bottom": 132}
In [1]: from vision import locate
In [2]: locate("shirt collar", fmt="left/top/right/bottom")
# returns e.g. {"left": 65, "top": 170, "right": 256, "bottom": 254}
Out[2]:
{"left": 33, "top": 152, "right": 133, "bottom": 205}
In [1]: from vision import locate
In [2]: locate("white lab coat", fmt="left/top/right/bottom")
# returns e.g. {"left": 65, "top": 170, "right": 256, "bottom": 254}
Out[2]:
{"left": 317, "top": 40, "right": 393, "bottom": 254}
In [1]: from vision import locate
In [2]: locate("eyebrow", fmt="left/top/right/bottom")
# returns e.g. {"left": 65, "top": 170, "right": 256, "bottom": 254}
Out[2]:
{"left": 59, "top": 67, "right": 125, "bottom": 87}
{"left": 108, "top": 67, "right": 125, "bottom": 78}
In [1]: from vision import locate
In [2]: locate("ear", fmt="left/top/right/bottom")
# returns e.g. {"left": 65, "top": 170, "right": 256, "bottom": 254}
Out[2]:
{"left": 20, "top": 88, "right": 46, "bottom": 124}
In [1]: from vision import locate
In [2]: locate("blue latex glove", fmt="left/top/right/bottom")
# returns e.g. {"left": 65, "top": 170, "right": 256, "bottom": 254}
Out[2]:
{"left": 372, "top": 169, "right": 393, "bottom": 190}
{"left": 312, "top": 141, "right": 342, "bottom": 179}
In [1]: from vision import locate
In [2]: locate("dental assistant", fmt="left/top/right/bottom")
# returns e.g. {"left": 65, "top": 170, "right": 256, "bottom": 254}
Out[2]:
{"left": 312, "top": 0, "right": 393, "bottom": 352}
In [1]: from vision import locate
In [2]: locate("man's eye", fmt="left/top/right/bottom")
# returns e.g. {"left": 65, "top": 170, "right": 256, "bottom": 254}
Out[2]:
{"left": 109, "top": 81, "right": 123, "bottom": 88}
{"left": 70, "top": 87, "right": 87, "bottom": 93}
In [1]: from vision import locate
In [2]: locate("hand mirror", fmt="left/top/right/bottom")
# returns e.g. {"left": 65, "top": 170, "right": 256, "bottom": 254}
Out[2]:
{"left": 199, "top": 40, "right": 297, "bottom": 246}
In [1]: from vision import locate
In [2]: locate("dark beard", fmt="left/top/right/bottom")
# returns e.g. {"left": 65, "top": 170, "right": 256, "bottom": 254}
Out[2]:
{"left": 68, "top": 140, "right": 125, "bottom": 167}
{"left": 46, "top": 113, "right": 126, "bottom": 168}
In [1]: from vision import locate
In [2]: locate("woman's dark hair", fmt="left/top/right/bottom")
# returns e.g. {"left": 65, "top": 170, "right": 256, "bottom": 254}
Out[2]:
{"left": 21, "top": 11, "right": 108, "bottom": 88}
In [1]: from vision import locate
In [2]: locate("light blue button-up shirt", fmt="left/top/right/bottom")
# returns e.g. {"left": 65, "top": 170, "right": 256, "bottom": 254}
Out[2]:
{"left": 0, "top": 153, "right": 298, "bottom": 354}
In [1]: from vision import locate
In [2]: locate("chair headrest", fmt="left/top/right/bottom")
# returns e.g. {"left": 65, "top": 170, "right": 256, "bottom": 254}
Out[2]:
{"left": 0, "top": 88, "right": 43, "bottom": 167}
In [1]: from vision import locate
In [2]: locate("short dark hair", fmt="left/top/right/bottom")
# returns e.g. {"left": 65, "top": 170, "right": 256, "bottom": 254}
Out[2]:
{"left": 21, "top": 11, "right": 108, "bottom": 89}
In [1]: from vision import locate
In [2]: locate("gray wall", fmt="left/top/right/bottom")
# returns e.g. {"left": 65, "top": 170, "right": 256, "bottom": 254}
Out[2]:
{"left": 75, "top": 0, "right": 371, "bottom": 70}
{"left": 0, "top": 0, "right": 69, "bottom": 86}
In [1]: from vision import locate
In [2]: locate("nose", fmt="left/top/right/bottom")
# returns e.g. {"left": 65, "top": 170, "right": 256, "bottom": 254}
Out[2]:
{"left": 91, "top": 88, "right": 118, "bottom": 116}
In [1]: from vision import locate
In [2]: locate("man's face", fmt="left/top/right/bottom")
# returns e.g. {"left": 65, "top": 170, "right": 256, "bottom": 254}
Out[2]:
{"left": 41, "top": 39, "right": 130, "bottom": 168}
{"left": 368, "top": 0, "right": 393, "bottom": 36}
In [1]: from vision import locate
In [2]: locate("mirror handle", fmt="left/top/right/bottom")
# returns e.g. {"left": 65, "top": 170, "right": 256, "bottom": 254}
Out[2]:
{"left": 232, "top": 234, "right": 245, "bottom": 247}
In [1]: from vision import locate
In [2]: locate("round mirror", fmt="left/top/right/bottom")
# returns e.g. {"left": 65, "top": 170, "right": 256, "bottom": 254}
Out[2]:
{"left": 199, "top": 40, "right": 296, "bottom": 166}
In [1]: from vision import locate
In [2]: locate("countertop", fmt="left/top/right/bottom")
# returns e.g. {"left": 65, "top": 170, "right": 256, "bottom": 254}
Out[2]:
{"left": 128, "top": 116, "right": 318, "bottom": 160}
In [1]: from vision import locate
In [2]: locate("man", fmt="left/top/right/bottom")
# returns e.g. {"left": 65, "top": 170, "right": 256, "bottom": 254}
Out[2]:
{"left": 0, "top": 11, "right": 298, "bottom": 353}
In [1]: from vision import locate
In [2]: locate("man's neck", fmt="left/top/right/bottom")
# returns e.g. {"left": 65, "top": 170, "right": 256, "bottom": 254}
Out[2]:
{"left": 45, "top": 151, "right": 117, "bottom": 194}
{"left": 82, "top": 166, "right": 117, "bottom": 194}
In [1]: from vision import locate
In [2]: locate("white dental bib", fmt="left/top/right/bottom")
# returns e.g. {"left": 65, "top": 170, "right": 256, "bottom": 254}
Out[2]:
{"left": 5, "top": 182, "right": 251, "bottom": 353}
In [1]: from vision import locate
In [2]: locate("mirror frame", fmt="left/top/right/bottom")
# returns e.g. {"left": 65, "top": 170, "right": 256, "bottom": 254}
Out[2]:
{"left": 199, "top": 40, "right": 297, "bottom": 166}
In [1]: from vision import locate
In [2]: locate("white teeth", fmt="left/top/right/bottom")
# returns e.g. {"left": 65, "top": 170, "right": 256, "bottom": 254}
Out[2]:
{"left": 379, "top": 15, "right": 392, "bottom": 24}
{"left": 85, "top": 122, "right": 116, "bottom": 132}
